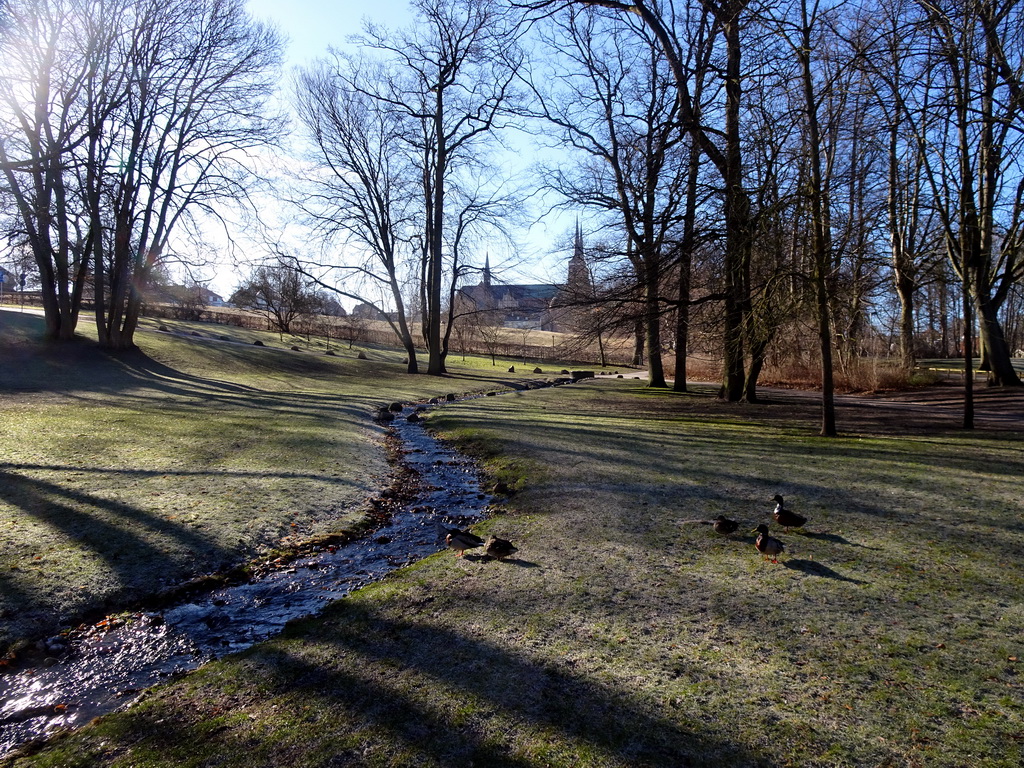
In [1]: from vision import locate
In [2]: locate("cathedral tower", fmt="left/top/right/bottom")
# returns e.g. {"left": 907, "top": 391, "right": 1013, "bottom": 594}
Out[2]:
{"left": 566, "top": 220, "right": 592, "bottom": 297}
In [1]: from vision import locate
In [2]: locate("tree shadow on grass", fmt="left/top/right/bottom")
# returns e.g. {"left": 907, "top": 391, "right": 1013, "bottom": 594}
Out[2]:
{"left": 0, "top": 469, "right": 237, "bottom": 645}
{"left": 462, "top": 554, "right": 541, "bottom": 568}
{"left": 0, "top": 470, "right": 230, "bottom": 572}
{"left": 1, "top": 340, "right": 369, "bottom": 424}
{"left": 781, "top": 558, "right": 867, "bottom": 584}
{"left": 800, "top": 531, "right": 879, "bottom": 549}
{"left": 94, "top": 602, "right": 765, "bottom": 767}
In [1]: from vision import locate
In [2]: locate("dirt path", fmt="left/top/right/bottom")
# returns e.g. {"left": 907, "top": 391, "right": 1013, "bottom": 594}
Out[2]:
{"left": 756, "top": 380, "right": 1024, "bottom": 433}
{"left": 625, "top": 368, "right": 1024, "bottom": 433}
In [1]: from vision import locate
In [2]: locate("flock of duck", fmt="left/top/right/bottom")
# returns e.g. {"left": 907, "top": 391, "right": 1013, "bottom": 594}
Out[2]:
{"left": 437, "top": 493, "right": 806, "bottom": 566}
{"left": 440, "top": 526, "right": 519, "bottom": 561}
{"left": 713, "top": 494, "right": 807, "bottom": 563}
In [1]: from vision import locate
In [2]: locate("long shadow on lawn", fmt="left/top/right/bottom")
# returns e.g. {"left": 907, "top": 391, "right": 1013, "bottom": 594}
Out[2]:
{"left": 0, "top": 469, "right": 233, "bottom": 591}
{"left": 781, "top": 558, "right": 867, "bottom": 584}
{"left": 104, "top": 351, "right": 368, "bottom": 421}
{"left": 107, "top": 604, "right": 763, "bottom": 767}
{"left": 0, "top": 462, "right": 362, "bottom": 489}
{"left": 3, "top": 343, "right": 368, "bottom": 424}
{"left": 799, "top": 531, "right": 880, "bottom": 549}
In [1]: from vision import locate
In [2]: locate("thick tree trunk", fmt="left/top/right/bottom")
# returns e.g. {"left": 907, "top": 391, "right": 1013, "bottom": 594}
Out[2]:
{"left": 644, "top": 260, "right": 667, "bottom": 388}
{"left": 895, "top": 274, "right": 916, "bottom": 369}
{"left": 719, "top": 11, "right": 749, "bottom": 402}
{"left": 975, "top": 295, "right": 1021, "bottom": 386}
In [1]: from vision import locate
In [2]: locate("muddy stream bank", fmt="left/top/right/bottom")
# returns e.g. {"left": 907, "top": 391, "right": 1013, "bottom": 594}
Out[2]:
{"left": 0, "top": 396, "right": 503, "bottom": 758}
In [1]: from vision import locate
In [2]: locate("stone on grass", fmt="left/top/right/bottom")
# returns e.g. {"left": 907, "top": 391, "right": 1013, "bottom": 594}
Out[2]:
{"left": 357, "top": 351, "right": 368, "bottom": 359}
{"left": 253, "top": 340, "right": 265, "bottom": 346}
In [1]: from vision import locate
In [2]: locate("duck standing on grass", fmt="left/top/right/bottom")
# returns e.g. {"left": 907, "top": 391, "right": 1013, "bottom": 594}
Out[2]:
{"left": 772, "top": 494, "right": 807, "bottom": 531}
{"left": 752, "top": 524, "right": 785, "bottom": 563}
{"left": 712, "top": 515, "right": 739, "bottom": 535}
{"left": 445, "top": 529, "right": 485, "bottom": 557}
{"left": 484, "top": 535, "right": 518, "bottom": 560}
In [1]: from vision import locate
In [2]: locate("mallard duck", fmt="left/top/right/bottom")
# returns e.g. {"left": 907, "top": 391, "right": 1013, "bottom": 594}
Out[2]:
{"left": 752, "top": 524, "right": 785, "bottom": 563}
{"left": 772, "top": 494, "right": 806, "bottom": 531}
{"left": 712, "top": 515, "right": 739, "bottom": 535}
{"left": 484, "top": 535, "right": 518, "bottom": 560}
{"left": 445, "top": 529, "right": 484, "bottom": 557}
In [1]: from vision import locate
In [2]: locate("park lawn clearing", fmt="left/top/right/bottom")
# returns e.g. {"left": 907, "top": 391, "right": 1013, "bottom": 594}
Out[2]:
{"left": 0, "top": 310, "right": 562, "bottom": 655}
{"left": 5, "top": 377, "right": 1022, "bottom": 766}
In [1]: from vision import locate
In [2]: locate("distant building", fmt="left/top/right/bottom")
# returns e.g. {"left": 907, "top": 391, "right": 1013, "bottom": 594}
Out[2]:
{"left": 197, "top": 287, "right": 227, "bottom": 307}
{"left": 144, "top": 282, "right": 226, "bottom": 307}
{"left": 351, "top": 302, "right": 383, "bottom": 320}
{"left": 457, "top": 223, "right": 592, "bottom": 332}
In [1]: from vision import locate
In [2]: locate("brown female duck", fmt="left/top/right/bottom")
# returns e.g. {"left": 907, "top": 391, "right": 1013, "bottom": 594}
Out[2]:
{"left": 712, "top": 515, "right": 740, "bottom": 535}
{"left": 484, "top": 535, "right": 518, "bottom": 560}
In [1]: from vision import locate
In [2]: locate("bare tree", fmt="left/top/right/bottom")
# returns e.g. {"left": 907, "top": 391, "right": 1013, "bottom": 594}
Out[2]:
{"left": 93, "top": 0, "right": 283, "bottom": 349}
{"left": 530, "top": 6, "right": 697, "bottom": 388}
{"left": 293, "top": 57, "right": 421, "bottom": 372}
{"left": 524, "top": 0, "right": 757, "bottom": 400}
{"left": 230, "top": 261, "right": 317, "bottom": 337}
{"left": 0, "top": 0, "right": 122, "bottom": 340}
{"left": 352, "top": 0, "right": 524, "bottom": 375}
{"left": 0, "top": 0, "right": 283, "bottom": 348}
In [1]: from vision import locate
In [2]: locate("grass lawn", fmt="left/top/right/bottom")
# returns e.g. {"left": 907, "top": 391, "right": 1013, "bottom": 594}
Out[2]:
{"left": 4, "top": 364, "right": 1022, "bottom": 766}
{"left": 0, "top": 310, "right": 560, "bottom": 655}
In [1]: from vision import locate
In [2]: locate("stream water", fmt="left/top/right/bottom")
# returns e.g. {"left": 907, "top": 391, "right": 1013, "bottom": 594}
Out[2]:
{"left": 0, "top": 403, "right": 491, "bottom": 757}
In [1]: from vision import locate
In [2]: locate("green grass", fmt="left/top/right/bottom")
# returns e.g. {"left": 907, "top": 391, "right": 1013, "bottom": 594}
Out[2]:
{"left": 4, "top": 364, "right": 1022, "bottom": 766}
{"left": 0, "top": 310, "right": 562, "bottom": 655}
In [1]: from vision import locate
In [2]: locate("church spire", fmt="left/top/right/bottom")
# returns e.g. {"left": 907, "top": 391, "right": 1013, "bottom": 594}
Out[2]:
{"left": 567, "top": 220, "right": 592, "bottom": 296}
{"left": 482, "top": 253, "right": 492, "bottom": 288}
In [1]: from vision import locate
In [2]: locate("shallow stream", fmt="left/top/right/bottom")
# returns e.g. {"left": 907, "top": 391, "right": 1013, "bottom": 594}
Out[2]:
{"left": 0, "top": 403, "right": 490, "bottom": 757}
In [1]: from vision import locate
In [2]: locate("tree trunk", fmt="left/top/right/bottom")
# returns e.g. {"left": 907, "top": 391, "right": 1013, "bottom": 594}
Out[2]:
{"left": 975, "top": 293, "right": 1021, "bottom": 386}
{"left": 745, "top": 336, "right": 770, "bottom": 403}
{"left": 674, "top": 142, "right": 700, "bottom": 393}
{"left": 644, "top": 260, "right": 667, "bottom": 388}
{"left": 963, "top": 275, "right": 975, "bottom": 429}
{"left": 632, "top": 317, "right": 645, "bottom": 366}
{"left": 719, "top": 10, "right": 750, "bottom": 402}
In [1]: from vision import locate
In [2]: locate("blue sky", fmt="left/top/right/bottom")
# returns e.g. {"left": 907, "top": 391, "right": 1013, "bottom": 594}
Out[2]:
{"left": 245, "top": 0, "right": 415, "bottom": 67}
{"left": 216, "top": 0, "right": 576, "bottom": 302}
